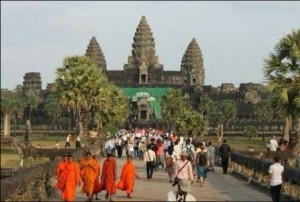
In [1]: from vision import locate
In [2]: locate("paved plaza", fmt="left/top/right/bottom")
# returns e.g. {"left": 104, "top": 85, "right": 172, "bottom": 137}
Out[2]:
{"left": 49, "top": 156, "right": 271, "bottom": 201}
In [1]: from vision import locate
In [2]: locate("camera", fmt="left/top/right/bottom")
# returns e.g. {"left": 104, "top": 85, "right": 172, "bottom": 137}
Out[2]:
{"left": 172, "top": 177, "right": 179, "bottom": 186}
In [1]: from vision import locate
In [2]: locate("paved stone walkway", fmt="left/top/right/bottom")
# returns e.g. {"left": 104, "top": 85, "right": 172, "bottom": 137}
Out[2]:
{"left": 49, "top": 156, "right": 271, "bottom": 201}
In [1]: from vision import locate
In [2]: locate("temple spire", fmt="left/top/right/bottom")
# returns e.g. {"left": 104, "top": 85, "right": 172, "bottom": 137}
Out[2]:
{"left": 85, "top": 36, "right": 107, "bottom": 73}
{"left": 127, "top": 16, "right": 159, "bottom": 67}
{"left": 181, "top": 38, "right": 204, "bottom": 85}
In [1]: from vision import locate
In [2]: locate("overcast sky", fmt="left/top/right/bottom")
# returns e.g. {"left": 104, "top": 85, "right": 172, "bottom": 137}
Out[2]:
{"left": 1, "top": 1, "right": 300, "bottom": 90}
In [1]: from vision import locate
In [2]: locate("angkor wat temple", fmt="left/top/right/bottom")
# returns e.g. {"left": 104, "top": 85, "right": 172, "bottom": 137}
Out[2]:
{"left": 23, "top": 16, "right": 283, "bottom": 131}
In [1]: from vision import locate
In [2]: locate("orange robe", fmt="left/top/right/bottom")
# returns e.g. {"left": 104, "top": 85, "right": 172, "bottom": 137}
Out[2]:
{"left": 80, "top": 158, "right": 99, "bottom": 196}
{"left": 93, "top": 161, "right": 101, "bottom": 194}
{"left": 117, "top": 161, "right": 137, "bottom": 194}
{"left": 62, "top": 161, "right": 81, "bottom": 201}
{"left": 55, "top": 160, "right": 68, "bottom": 190}
{"left": 100, "top": 158, "right": 117, "bottom": 195}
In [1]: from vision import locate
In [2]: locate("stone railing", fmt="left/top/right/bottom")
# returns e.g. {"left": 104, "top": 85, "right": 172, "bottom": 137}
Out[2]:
{"left": 230, "top": 151, "right": 300, "bottom": 201}
{"left": 0, "top": 145, "right": 101, "bottom": 201}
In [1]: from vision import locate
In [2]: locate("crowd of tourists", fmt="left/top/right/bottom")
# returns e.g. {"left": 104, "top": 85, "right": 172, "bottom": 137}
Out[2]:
{"left": 55, "top": 128, "right": 286, "bottom": 202}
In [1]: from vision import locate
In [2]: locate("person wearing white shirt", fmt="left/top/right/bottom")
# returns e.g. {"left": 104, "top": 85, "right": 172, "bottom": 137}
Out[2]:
{"left": 144, "top": 145, "right": 156, "bottom": 179}
{"left": 166, "top": 179, "right": 196, "bottom": 201}
{"left": 269, "top": 156, "right": 284, "bottom": 202}
{"left": 174, "top": 140, "right": 182, "bottom": 160}
{"left": 269, "top": 136, "right": 279, "bottom": 152}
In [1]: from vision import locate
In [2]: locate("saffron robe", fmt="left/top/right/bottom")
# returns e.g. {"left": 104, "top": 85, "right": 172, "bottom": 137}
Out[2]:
{"left": 55, "top": 160, "right": 68, "bottom": 190}
{"left": 80, "top": 158, "right": 99, "bottom": 196}
{"left": 117, "top": 161, "right": 137, "bottom": 194}
{"left": 93, "top": 160, "right": 101, "bottom": 194}
{"left": 62, "top": 161, "right": 81, "bottom": 201}
{"left": 100, "top": 158, "right": 117, "bottom": 195}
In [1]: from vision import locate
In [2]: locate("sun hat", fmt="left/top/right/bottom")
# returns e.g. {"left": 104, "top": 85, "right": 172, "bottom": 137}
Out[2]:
{"left": 180, "top": 151, "right": 189, "bottom": 156}
{"left": 178, "top": 179, "right": 191, "bottom": 193}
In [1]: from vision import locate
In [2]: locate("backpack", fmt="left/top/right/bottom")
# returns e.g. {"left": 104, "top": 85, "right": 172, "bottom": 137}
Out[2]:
{"left": 185, "top": 145, "right": 193, "bottom": 161}
{"left": 198, "top": 152, "right": 207, "bottom": 166}
{"left": 166, "top": 156, "right": 174, "bottom": 167}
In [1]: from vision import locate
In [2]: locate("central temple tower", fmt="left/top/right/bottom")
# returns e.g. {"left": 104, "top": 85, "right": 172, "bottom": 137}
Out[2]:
{"left": 124, "top": 16, "right": 163, "bottom": 84}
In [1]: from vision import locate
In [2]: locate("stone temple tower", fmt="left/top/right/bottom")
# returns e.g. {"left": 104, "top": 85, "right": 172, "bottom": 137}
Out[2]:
{"left": 85, "top": 36, "right": 107, "bottom": 73}
{"left": 124, "top": 16, "right": 163, "bottom": 84}
{"left": 181, "top": 38, "right": 205, "bottom": 85}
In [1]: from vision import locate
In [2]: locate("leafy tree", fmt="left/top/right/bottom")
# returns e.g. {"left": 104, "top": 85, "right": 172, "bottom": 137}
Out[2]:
{"left": 198, "top": 95, "right": 214, "bottom": 120}
{"left": 244, "top": 125, "right": 258, "bottom": 141}
{"left": 263, "top": 29, "right": 300, "bottom": 141}
{"left": 1, "top": 87, "right": 25, "bottom": 137}
{"left": 255, "top": 100, "right": 273, "bottom": 141}
{"left": 161, "top": 89, "right": 206, "bottom": 137}
{"left": 54, "top": 55, "right": 129, "bottom": 145}
{"left": 44, "top": 94, "right": 62, "bottom": 130}
{"left": 25, "top": 91, "right": 41, "bottom": 122}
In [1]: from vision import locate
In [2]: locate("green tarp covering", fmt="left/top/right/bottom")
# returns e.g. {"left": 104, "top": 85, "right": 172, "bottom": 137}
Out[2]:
{"left": 121, "top": 87, "right": 170, "bottom": 120}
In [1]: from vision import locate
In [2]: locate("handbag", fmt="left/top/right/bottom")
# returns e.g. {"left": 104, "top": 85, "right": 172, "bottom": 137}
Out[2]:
{"left": 147, "top": 151, "right": 156, "bottom": 168}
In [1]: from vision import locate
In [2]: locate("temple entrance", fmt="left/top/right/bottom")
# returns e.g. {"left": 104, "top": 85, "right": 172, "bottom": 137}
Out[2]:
{"left": 141, "top": 74, "right": 147, "bottom": 83}
{"left": 140, "top": 110, "right": 147, "bottom": 120}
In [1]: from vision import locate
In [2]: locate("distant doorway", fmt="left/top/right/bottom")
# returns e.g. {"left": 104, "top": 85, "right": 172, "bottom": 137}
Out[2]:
{"left": 141, "top": 110, "right": 147, "bottom": 120}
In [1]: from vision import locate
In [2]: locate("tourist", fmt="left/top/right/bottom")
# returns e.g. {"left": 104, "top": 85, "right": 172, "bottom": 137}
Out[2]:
{"left": 133, "top": 137, "right": 140, "bottom": 158}
{"left": 55, "top": 154, "right": 69, "bottom": 192}
{"left": 92, "top": 155, "right": 101, "bottom": 201}
{"left": 173, "top": 140, "right": 182, "bottom": 160}
{"left": 61, "top": 154, "right": 81, "bottom": 202}
{"left": 144, "top": 144, "right": 156, "bottom": 179}
{"left": 269, "top": 156, "right": 284, "bottom": 202}
{"left": 173, "top": 151, "right": 193, "bottom": 186}
{"left": 182, "top": 139, "right": 195, "bottom": 162}
{"left": 65, "top": 134, "right": 71, "bottom": 148}
{"left": 167, "top": 179, "right": 196, "bottom": 201}
{"left": 100, "top": 153, "right": 117, "bottom": 201}
{"left": 165, "top": 144, "right": 177, "bottom": 183}
{"left": 75, "top": 135, "right": 81, "bottom": 148}
{"left": 138, "top": 139, "right": 147, "bottom": 160}
{"left": 105, "top": 136, "right": 114, "bottom": 156}
{"left": 196, "top": 145, "right": 209, "bottom": 187}
{"left": 115, "top": 135, "right": 123, "bottom": 158}
{"left": 269, "top": 136, "right": 279, "bottom": 152}
{"left": 117, "top": 155, "right": 140, "bottom": 199}
{"left": 156, "top": 139, "right": 165, "bottom": 168}
{"left": 219, "top": 139, "right": 231, "bottom": 174}
{"left": 80, "top": 151, "right": 99, "bottom": 201}
{"left": 207, "top": 141, "right": 215, "bottom": 171}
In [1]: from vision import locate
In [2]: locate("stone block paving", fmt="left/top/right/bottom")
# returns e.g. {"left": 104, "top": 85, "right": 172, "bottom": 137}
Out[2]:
{"left": 49, "top": 156, "right": 271, "bottom": 201}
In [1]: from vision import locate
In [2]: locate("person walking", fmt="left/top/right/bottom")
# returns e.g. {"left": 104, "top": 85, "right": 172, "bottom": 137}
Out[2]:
{"left": 65, "top": 134, "right": 71, "bottom": 148}
{"left": 144, "top": 144, "right": 156, "bottom": 179}
{"left": 100, "top": 154, "right": 117, "bottom": 201}
{"left": 80, "top": 151, "right": 99, "bottom": 202}
{"left": 196, "top": 145, "right": 209, "bottom": 187}
{"left": 92, "top": 155, "right": 101, "bottom": 201}
{"left": 270, "top": 136, "right": 279, "bottom": 152}
{"left": 75, "top": 135, "right": 81, "bottom": 148}
{"left": 207, "top": 141, "right": 215, "bottom": 171}
{"left": 174, "top": 151, "right": 194, "bottom": 187}
{"left": 165, "top": 144, "right": 177, "bottom": 183}
{"left": 269, "top": 156, "right": 284, "bottom": 202}
{"left": 117, "top": 155, "right": 140, "bottom": 199}
{"left": 219, "top": 139, "right": 231, "bottom": 174}
{"left": 115, "top": 136, "right": 123, "bottom": 158}
{"left": 62, "top": 154, "right": 81, "bottom": 202}
{"left": 55, "top": 154, "right": 69, "bottom": 193}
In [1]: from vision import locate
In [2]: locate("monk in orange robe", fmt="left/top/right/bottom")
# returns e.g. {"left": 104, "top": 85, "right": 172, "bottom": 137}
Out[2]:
{"left": 61, "top": 154, "right": 81, "bottom": 202}
{"left": 117, "top": 155, "right": 140, "bottom": 198}
{"left": 55, "top": 154, "right": 68, "bottom": 191}
{"left": 100, "top": 154, "right": 117, "bottom": 200}
{"left": 80, "top": 151, "right": 99, "bottom": 201}
{"left": 92, "top": 155, "right": 101, "bottom": 200}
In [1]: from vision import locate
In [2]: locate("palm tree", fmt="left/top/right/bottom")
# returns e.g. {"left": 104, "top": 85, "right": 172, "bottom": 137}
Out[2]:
{"left": 25, "top": 92, "right": 41, "bottom": 122}
{"left": 263, "top": 29, "right": 300, "bottom": 141}
{"left": 255, "top": 100, "right": 273, "bottom": 141}
{"left": 54, "top": 55, "right": 108, "bottom": 143}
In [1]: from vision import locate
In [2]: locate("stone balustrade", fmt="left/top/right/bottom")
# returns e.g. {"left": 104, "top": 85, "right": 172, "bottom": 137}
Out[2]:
{"left": 230, "top": 151, "right": 300, "bottom": 201}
